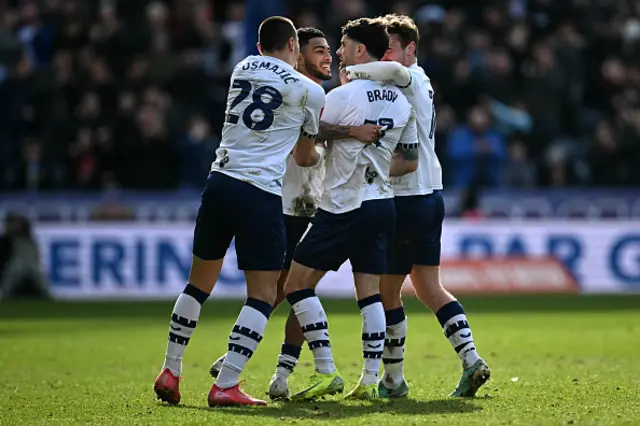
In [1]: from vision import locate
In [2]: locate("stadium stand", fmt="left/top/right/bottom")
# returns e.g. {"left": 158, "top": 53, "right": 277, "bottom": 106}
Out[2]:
{"left": 1, "top": 0, "right": 640, "bottom": 219}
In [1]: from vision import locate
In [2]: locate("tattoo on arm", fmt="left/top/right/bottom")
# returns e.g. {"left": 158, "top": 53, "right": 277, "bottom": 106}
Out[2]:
{"left": 318, "top": 121, "right": 351, "bottom": 142}
{"left": 397, "top": 143, "right": 419, "bottom": 161}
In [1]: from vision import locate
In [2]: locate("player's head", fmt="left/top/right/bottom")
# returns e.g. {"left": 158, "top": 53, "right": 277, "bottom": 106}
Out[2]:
{"left": 380, "top": 14, "right": 419, "bottom": 66}
{"left": 257, "top": 16, "right": 299, "bottom": 67}
{"left": 337, "top": 17, "right": 389, "bottom": 67}
{"left": 297, "top": 27, "right": 332, "bottom": 83}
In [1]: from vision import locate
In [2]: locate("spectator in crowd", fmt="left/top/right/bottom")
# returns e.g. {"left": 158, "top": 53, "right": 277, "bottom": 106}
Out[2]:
{"left": 0, "top": 212, "right": 49, "bottom": 300}
{"left": 446, "top": 105, "right": 507, "bottom": 188}
{"left": 458, "top": 185, "right": 484, "bottom": 220}
{"left": 1, "top": 0, "right": 640, "bottom": 191}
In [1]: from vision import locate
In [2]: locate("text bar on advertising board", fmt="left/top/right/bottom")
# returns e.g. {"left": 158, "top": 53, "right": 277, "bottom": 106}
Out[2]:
{"left": 401, "top": 258, "right": 578, "bottom": 295}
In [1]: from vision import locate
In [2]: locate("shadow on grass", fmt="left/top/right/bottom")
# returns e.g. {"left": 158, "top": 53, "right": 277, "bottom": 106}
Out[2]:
{"left": 166, "top": 397, "right": 482, "bottom": 419}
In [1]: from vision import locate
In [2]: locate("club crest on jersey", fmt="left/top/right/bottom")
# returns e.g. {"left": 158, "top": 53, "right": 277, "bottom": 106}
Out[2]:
{"left": 217, "top": 150, "right": 230, "bottom": 168}
{"left": 365, "top": 167, "right": 379, "bottom": 184}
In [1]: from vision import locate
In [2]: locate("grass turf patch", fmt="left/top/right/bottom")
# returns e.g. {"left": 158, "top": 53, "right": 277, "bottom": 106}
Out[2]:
{"left": 1, "top": 295, "right": 639, "bottom": 425}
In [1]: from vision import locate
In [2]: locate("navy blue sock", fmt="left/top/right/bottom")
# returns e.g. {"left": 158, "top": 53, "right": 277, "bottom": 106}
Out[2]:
{"left": 276, "top": 343, "right": 302, "bottom": 377}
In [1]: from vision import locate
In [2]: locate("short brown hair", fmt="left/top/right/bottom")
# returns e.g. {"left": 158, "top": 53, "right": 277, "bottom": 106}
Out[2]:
{"left": 341, "top": 17, "right": 389, "bottom": 60}
{"left": 383, "top": 14, "right": 419, "bottom": 49}
{"left": 259, "top": 16, "right": 297, "bottom": 52}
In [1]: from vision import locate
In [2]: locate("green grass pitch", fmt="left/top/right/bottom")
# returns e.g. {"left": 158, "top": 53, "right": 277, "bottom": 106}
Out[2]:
{"left": 1, "top": 295, "right": 639, "bottom": 425}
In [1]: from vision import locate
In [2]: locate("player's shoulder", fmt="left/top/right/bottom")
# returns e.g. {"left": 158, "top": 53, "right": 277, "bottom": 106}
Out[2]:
{"left": 232, "top": 55, "right": 260, "bottom": 73}
{"left": 407, "top": 63, "right": 428, "bottom": 80}
{"left": 297, "top": 73, "right": 325, "bottom": 98}
{"left": 408, "top": 64, "right": 433, "bottom": 90}
{"left": 382, "top": 81, "right": 412, "bottom": 105}
{"left": 325, "top": 81, "right": 359, "bottom": 103}
{"left": 290, "top": 72, "right": 325, "bottom": 109}
{"left": 330, "top": 79, "right": 372, "bottom": 99}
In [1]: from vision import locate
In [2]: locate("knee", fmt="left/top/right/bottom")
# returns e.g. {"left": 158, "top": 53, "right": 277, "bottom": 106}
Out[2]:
{"left": 250, "top": 286, "right": 277, "bottom": 306}
{"left": 246, "top": 278, "right": 278, "bottom": 306}
{"left": 283, "top": 262, "right": 314, "bottom": 295}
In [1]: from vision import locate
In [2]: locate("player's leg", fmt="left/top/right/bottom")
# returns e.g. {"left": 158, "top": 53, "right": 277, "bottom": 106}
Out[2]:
{"left": 376, "top": 196, "right": 415, "bottom": 398}
{"left": 208, "top": 179, "right": 286, "bottom": 406}
{"left": 378, "top": 274, "right": 409, "bottom": 398}
{"left": 410, "top": 192, "right": 490, "bottom": 397}
{"left": 268, "top": 215, "right": 311, "bottom": 399}
{"left": 411, "top": 264, "right": 489, "bottom": 396}
{"left": 346, "top": 199, "right": 396, "bottom": 400}
{"left": 208, "top": 215, "right": 308, "bottom": 384}
{"left": 155, "top": 172, "right": 232, "bottom": 405}
{"left": 208, "top": 263, "right": 289, "bottom": 379}
{"left": 283, "top": 209, "right": 353, "bottom": 400}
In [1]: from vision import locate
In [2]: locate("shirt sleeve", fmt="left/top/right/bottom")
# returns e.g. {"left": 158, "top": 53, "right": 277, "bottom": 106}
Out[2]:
{"left": 346, "top": 62, "right": 413, "bottom": 90}
{"left": 301, "top": 83, "right": 326, "bottom": 139}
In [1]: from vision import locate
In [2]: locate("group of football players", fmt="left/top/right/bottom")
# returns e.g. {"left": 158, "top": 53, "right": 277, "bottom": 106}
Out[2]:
{"left": 153, "top": 13, "right": 490, "bottom": 407}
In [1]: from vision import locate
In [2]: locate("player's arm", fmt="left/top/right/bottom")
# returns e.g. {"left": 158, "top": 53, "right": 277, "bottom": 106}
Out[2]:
{"left": 390, "top": 144, "right": 419, "bottom": 176}
{"left": 318, "top": 121, "right": 381, "bottom": 144}
{"left": 314, "top": 85, "right": 365, "bottom": 146}
{"left": 293, "top": 84, "right": 326, "bottom": 167}
{"left": 390, "top": 111, "right": 419, "bottom": 176}
{"left": 345, "top": 62, "right": 412, "bottom": 90}
{"left": 293, "top": 133, "right": 321, "bottom": 167}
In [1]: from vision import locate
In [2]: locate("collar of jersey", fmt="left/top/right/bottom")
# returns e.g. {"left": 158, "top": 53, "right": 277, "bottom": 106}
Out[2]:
{"left": 261, "top": 55, "right": 294, "bottom": 71}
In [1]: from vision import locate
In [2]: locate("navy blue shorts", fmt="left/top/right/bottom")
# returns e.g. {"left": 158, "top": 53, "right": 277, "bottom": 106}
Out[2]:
{"left": 283, "top": 215, "right": 312, "bottom": 270}
{"left": 293, "top": 199, "right": 396, "bottom": 275}
{"left": 387, "top": 191, "right": 445, "bottom": 275}
{"left": 192, "top": 172, "right": 285, "bottom": 271}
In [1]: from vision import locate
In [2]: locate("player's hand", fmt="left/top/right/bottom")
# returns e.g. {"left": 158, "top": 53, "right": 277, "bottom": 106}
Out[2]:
{"left": 352, "top": 124, "right": 384, "bottom": 144}
{"left": 339, "top": 67, "right": 349, "bottom": 85}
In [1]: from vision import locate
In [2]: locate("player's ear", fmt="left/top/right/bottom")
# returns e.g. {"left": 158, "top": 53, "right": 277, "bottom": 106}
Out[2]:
{"left": 289, "top": 37, "right": 295, "bottom": 53}
{"left": 256, "top": 42, "right": 263, "bottom": 55}
{"left": 407, "top": 41, "right": 416, "bottom": 57}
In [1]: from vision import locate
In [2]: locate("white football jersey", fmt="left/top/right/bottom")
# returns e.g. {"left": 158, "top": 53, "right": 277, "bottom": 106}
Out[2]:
{"left": 390, "top": 64, "right": 443, "bottom": 196}
{"left": 281, "top": 154, "right": 326, "bottom": 217}
{"left": 320, "top": 79, "right": 416, "bottom": 214}
{"left": 211, "top": 55, "right": 325, "bottom": 196}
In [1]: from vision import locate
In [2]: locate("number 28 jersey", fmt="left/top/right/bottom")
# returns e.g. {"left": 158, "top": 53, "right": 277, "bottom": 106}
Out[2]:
{"left": 211, "top": 55, "right": 326, "bottom": 196}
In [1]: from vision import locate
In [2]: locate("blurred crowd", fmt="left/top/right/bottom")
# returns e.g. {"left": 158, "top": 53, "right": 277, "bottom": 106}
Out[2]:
{"left": 1, "top": 0, "right": 640, "bottom": 192}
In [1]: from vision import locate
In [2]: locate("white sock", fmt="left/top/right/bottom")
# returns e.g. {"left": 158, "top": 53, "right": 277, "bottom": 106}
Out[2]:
{"left": 382, "top": 310, "right": 407, "bottom": 389}
{"left": 215, "top": 298, "right": 272, "bottom": 389}
{"left": 437, "top": 301, "right": 481, "bottom": 369}
{"left": 288, "top": 289, "right": 336, "bottom": 374}
{"left": 163, "top": 284, "right": 209, "bottom": 376}
{"left": 359, "top": 296, "right": 385, "bottom": 386}
{"left": 275, "top": 343, "right": 302, "bottom": 379}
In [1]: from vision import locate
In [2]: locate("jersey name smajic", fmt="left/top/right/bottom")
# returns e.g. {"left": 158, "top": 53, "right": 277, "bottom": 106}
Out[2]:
{"left": 240, "top": 60, "right": 300, "bottom": 85}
